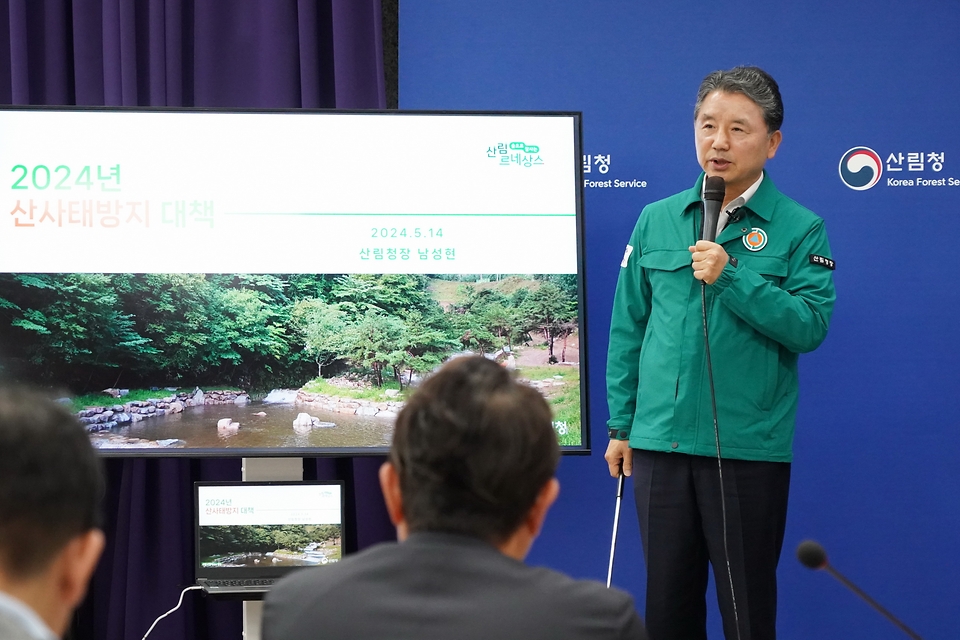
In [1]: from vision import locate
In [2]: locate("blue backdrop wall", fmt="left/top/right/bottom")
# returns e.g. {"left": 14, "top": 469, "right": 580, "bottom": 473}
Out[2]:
{"left": 401, "top": 2, "right": 960, "bottom": 638}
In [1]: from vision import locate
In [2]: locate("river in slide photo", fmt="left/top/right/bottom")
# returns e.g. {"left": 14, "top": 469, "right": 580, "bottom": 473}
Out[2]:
{"left": 92, "top": 400, "right": 394, "bottom": 450}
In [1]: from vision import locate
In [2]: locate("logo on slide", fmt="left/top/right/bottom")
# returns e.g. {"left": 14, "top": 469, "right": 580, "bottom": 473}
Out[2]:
{"left": 839, "top": 147, "right": 882, "bottom": 190}
{"left": 485, "top": 141, "right": 542, "bottom": 167}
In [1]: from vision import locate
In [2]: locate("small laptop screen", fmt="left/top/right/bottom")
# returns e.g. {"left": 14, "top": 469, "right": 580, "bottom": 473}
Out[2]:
{"left": 194, "top": 481, "right": 345, "bottom": 582}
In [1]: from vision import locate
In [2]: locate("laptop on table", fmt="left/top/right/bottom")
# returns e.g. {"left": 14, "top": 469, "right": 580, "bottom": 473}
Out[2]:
{"left": 194, "top": 480, "right": 345, "bottom": 599}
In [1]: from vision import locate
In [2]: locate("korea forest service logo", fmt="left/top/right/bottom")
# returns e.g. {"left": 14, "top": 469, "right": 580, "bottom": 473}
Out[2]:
{"left": 839, "top": 147, "right": 883, "bottom": 190}
{"left": 743, "top": 228, "right": 768, "bottom": 252}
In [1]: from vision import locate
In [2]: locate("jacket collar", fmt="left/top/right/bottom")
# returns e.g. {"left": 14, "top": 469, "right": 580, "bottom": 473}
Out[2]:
{"left": 681, "top": 171, "right": 777, "bottom": 222}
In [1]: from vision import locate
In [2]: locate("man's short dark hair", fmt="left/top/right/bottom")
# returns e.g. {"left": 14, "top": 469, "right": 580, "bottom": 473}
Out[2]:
{"left": 390, "top": 356, "right": 560, "bottom": 545}
{"left": 694, "top": 65, "right": 784, "bottom": 133}
{"left": 0, "top": 385, "right": 105, "bottom": 578}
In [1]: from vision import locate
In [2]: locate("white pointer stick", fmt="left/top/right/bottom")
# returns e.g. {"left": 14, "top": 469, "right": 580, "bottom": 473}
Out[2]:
{"left": 606, "top": 472, "right": 625, "bottom": 588}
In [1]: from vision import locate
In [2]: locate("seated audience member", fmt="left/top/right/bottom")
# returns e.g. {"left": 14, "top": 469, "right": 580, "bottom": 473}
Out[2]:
{"left": 0, "top": 385, "right": 106, "bottom": 640}
{"left": 263, "top": 356, "right": 647, "bottom": 640}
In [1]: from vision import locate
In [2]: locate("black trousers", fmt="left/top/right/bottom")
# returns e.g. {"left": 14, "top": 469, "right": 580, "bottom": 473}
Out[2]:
{"left": 632, "top": 449, "right": 791, "bottom": 640}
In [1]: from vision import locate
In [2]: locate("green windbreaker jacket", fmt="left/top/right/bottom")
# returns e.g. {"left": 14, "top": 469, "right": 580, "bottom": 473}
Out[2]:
{"left": 606, "top": 173, "right": 836, "bottom": 462}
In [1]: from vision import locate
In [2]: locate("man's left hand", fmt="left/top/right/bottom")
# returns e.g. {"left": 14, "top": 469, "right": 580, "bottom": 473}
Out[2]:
{"left": 689, "top": 240, "right": 729, "bottom": 285}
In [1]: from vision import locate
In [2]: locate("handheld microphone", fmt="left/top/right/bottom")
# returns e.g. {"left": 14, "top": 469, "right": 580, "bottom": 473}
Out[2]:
{"left": 796, "top": 540, "right": 924, "bottom": 640}
{"left": 700, "top": 176, "right": 725, "bottom": 242}
{"left": 698, "top": 172, "right": 741, "bottom": 639}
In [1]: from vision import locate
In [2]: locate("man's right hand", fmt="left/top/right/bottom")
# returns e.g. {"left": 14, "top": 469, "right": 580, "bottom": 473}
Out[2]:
{"left": 604, "top": 439, "right": 633, "bottom": 478}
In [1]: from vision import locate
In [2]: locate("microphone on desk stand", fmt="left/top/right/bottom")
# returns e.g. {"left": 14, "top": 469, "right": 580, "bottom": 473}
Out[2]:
{"left": 796, "top": 539, "right": 924, "bottom": 640}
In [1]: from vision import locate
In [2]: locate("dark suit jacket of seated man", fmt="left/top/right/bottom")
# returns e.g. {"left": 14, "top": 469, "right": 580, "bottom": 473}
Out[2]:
{"left": 263, "top": 356, "right": 647, "bottom": 640}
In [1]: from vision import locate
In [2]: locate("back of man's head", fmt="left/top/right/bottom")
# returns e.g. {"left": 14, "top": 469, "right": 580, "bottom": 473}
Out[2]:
{"left": 0, "top": 385, "right": 104, "bottom": 581}
{"left": 389, "top": 356, "right": 560, "bottom": 545}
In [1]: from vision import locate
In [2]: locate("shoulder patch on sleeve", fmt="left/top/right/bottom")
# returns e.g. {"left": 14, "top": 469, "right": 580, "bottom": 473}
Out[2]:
{"left": 809, "top": 254, "right": 835, "bottom": 270}
{"left": 620, "top": 245, "right": 634, "bottom": 268}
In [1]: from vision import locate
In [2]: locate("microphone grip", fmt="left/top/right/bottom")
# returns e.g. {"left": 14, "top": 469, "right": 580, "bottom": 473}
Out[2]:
{"left": 824, "top": 565, "right": 924, "bottom": 640}
{"left": 700, "top": 200, "right": 721, "bottom": 243}
{"left": 700, "top": 205, "right": 719, "bottom": 242}
{"left": 700, "top": 176, "right": 725, "bottom": 243}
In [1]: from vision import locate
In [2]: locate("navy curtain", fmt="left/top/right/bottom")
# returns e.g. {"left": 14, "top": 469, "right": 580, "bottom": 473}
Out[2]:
{"left": 1, "top": 0, "right": 384, "bottom": 110}
{"left": 1, "top": 1, "right": 391, "bottom": 638}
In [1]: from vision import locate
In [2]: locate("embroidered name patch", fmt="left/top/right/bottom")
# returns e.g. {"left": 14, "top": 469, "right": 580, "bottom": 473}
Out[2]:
{"left": 620, "top": 244, "right": 634, "bottom": 268}
{"left": 809, "top": 254, "right": 835, "bottom": 270}
{"left": 742, "top": 228, "right": 768, "bottom": 252}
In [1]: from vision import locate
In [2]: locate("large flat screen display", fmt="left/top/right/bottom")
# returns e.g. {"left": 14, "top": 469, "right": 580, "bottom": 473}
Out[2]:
{"left": 0, "top": 107, "right": 587, "bottom": 456}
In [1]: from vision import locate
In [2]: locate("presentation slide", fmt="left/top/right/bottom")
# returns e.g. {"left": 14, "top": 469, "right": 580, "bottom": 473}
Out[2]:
{"left": 0, "top": 108, "right": 587, "bottom": 455}
{"left": 1, "top": 110, "right": 577, "bottom": 274}
{"left": 198, "top": 483, "right": 342, "bottom": 526}
{"left": 197, "top": 483, "right": 343, "bottom": 568}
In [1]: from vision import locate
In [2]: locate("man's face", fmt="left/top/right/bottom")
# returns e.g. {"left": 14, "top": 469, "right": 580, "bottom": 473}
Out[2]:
{"left": 695, "top": 90, "right": 782, "bottom": 203}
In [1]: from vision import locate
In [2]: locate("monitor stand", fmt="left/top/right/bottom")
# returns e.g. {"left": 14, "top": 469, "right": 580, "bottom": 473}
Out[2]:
{"left": 240, "top": 457, "right": 303, "bottom": 640}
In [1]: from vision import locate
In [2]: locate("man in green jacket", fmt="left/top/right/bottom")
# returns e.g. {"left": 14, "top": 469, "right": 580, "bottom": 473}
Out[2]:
{"left": 604, "top": 66, "right": 836, "bottom": 640}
